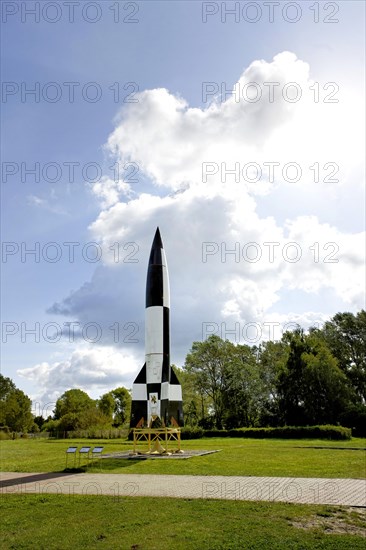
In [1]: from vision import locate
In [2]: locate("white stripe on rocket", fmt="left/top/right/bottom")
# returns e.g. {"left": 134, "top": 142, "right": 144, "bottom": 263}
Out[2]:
{"left": 131, "top": 384, "right": 147, "bottom": 400}
{"left": 145, "top": 307, "right": 163, "bottom": 353}
{"left": 161, "top": 249, "right": 170, "bottom": 308}
{"left": 161, "top": 382, "right": 183, "bottom": 401}
{"left": 161, "top": 382, "right": 169, "bottom": 400}
{"left": 145, "top": 305, "right": 164, "bottom": 384}
{"left": 169, "top": 385, "right": 183, "bottom": 401}
{"left": 146, "top": 356, "right": 163, "bottom": 384}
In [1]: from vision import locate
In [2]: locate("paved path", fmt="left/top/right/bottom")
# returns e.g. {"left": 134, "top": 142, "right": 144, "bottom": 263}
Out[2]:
{"left": 1, "top": 472, "right": 365, "bottom": 506}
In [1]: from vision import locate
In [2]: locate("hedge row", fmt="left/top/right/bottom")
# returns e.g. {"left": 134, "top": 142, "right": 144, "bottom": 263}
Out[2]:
{"left": 65, "top": 428, "right": 129, "bottom": 439}
{"left": 180, "top": 425, "right": 351, "bottom": 440}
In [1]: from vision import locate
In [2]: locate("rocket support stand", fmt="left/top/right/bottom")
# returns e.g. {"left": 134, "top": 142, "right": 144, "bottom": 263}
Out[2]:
{"left": 132, "top": 427, "right": 182, "bottom": 455}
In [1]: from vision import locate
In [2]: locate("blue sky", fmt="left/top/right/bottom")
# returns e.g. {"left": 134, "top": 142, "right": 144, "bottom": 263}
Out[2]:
{"left": 1, "top": 1, "right": 365, "bottom": 415}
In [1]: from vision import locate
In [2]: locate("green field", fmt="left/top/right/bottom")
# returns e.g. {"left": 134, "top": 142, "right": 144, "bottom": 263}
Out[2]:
{"left": 2, "top": 438, "right": 365, "bottom": 548}
{"left": 1, "top": 437, "right": 365, "bottom": 478}
{"left": 1, "top": 494, "right": 366, "bottom": 550}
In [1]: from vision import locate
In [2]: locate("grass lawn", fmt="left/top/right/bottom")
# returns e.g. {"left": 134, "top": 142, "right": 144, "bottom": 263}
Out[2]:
{"left": 1, "top": 437, "right": 365, "bottom": 478}
{"left": 1, "top": 494, "right": 366, "bottom": 549}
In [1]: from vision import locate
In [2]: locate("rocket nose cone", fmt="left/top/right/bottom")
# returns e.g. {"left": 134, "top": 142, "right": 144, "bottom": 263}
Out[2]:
{"left": 148, "top": 227, "right": 163, "bottom": 265}
{"left": 152, "top": 227, "right": 163, "bottom": 249}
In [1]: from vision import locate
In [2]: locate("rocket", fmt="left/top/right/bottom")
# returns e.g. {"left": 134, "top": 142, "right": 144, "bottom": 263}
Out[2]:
{"left": 130, "top": 227, "right": 184, "bottom": 428}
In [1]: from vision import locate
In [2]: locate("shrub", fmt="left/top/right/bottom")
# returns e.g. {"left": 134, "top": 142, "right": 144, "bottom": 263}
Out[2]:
{"left": 204, "top": 430, "right": 230, "bottom": 438}
{"left": 0, "top": 425, "right": 10, "bottom": 434}
{"left": 181, "top": 426, "right": 204, "bottom": 439}
{"left": 339, "top": 405, "right": 366, "bottom": 438}
{"left": 42, "top": 419, "right": 61, "bottom": 437}
{"left": 68, "top": 427, "right": 128, "bottom": 439}
{"left": 202, "top": 425, "right": 351, "bottom": 440}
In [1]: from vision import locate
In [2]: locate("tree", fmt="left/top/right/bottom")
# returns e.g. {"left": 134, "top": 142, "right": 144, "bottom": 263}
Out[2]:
{"left": 222, "top": 344, "right": 265, "bottom": 428}
{"left": 54, "top": 388, "right": 118, "bottom": 433}
{"left": 174, "top": 366, "right": 210, "bottom": 426}
{"left": 41, "top": 418, "right": 61, "bottom": 436}
{"left": 33, "top": 415, "right": 45, "bottom": 430}
{"left": 277, "top": 330, "right": 349, "bottom": 425}
{"left": 0, "top": 374, "right": 15, "bottom": 426}
{"left": 98, "top": 392, "right": 115, "bottom": 421}
{"left": 77, "top": 407, "right": 111, "bottom": 430}
{"left": 0, "top": 374, "right": 34, "bottom": 432}
{"left": 184, "top": 337, "right": 276, "bottom": 428}
{"left": 301, "top": 344, "right": 349, "bottom": 424}
{"left": 185, "top": 399, "right": 199, "bottom": 426}
{"left": 0, "top": 374, "right": 16, "bottom": 400}
{"left": 184, "top": 336, "right": 233, "bottom": 428}
{"left": 58, "top": 412, "right": 80, "bottom": 432}
{"left": 109, "top": 387, "right": 131, "bottom": 426}
{"left": 315, "top": 311, "right": 366, "bottom": 402}
{"left": 184, "top": 336, "right": 275, "bottom": 428}
{"left": 257, "top": 340, "right": 290, "bottom": 426}
{"left": 54, "top": 389, "right": 95, "bottom": 419}
{"left": 2, "top": 389, "right": 34, "bottom": 432}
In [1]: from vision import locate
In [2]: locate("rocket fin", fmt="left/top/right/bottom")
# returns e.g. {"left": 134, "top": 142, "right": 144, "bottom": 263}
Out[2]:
{"left": 170, "top": 366, "right": 181, "bottom": 385}
{"left": 133, "top": 363, "right": 147, "bottom": 384}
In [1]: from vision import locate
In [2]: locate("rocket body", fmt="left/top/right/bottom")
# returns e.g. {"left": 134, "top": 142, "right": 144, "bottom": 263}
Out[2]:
{"left": 130, "top": 228, "right": 184, "bottom": 428}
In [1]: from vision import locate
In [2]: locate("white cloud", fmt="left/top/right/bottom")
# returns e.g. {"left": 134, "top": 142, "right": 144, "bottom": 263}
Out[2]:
{"left": 105, "top": 51, "right": 363, "bottom": 195}
{"left": 91, "top": 176, "right": 131, "bottom": 209}
{"left": 27, "top": 194, "right": 68, "bottom": 215}
{"left": 18, "top": 345, "right": 138, "bottom": 408}
{"left": 29, "top": 52, "right": 364, "bottom": 407}
{"left": 76, "top": 53, "right": 365, "bottom": 332}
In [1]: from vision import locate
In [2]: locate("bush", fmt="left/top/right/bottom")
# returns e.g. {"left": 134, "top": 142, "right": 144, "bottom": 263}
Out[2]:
{"left": 68, "top": 427, "right": 128, "bottom": 439}
{"left": 339, "top": 405, "right": 366, "bottom": 438}
{"left": 30, "top": 423, "right": 40, "bottom": 433}
{"left": 202, "top": 425, "right": 351, "bottom": 440}
{"left": 0, "top": 425, "right": 10, "bottom": 434}
{"left": 204, "top": 430, "right": 230, "bottom": 438}
{"left": 181, "top": 426, "right": 204, "bottom": 439}
{"left": 42, "top": 419, "right": 61, "bottom": 437}
{"left": 0, "top": 430, "right": 11, "bottom": 440}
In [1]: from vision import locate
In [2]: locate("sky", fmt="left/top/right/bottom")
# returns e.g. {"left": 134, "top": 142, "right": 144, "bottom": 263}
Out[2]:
{"left": 1, "top": 0, "right": 365, "bottom": 417}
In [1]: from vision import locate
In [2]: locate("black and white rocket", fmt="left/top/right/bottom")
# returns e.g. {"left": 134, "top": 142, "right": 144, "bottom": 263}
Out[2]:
{"left": 130, "top": 228, "right": 184, "bottom": 428}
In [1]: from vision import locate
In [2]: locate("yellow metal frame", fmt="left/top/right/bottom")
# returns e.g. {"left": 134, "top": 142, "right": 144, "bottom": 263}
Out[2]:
{"left": 132, "top": 428, "right": 181, "bottom": 454}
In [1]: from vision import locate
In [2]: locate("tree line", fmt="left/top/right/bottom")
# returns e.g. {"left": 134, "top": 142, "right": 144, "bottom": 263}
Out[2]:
{"left": 41, "top": 386, "right": 132, "bottom": 436}
{"left": 179, "top": 311, "right": 366, "bottom": 435}
{"left": 1, "top": 310, "right": 365, "bottom": 436}
{"left": 0, "top": 379, "right": 131, "bottom": 437}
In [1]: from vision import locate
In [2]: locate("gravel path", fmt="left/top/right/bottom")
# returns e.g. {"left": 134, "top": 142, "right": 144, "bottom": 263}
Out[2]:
{"left": 1, "top": 472, "right": 365, "bottom": 506}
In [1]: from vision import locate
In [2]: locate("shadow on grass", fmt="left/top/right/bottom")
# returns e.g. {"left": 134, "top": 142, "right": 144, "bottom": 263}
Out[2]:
{"left": 0, "top": 471, "right": 80, "bottom": 488}
{"left": 88, "top": 458, "right": 143, "bottom": 472}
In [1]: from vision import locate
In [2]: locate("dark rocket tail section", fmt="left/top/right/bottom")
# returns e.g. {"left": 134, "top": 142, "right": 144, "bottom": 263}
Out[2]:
{"left": 130, "top": 364, "right": 148, "bottom": 426}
